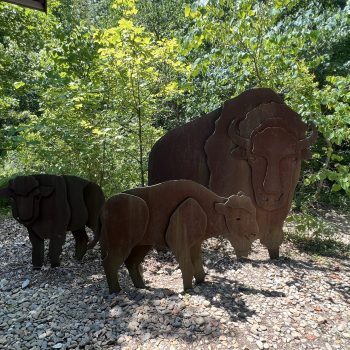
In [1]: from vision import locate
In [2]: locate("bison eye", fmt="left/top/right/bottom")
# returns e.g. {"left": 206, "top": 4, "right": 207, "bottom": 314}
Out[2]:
{"left": 236, "top": 217, "right": 241, "bottom": 221}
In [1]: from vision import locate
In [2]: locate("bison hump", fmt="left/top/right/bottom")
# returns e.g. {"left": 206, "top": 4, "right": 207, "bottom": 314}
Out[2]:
{"left": 148, "top": 108, "right": 221, "bottom": 186}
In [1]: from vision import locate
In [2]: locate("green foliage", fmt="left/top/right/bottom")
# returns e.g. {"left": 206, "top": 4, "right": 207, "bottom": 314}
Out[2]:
{"left": 286, "top": 212, "right": 332, "bottom": 240}
{"left": 286, "top": 212, "right": 350, "bottom": 258}
{"left": 0, "top": 0, "right": 188, "bottom": 195}
{"left": 0, "top": 0, "right": 349, "bottom": 212}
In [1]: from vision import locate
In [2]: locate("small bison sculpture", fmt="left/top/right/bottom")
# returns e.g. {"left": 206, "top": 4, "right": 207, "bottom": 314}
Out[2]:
{"left": 90, "top": 180, "right": 258, "bottom": 293}
{"left": 148, "top": 88, "right": 317, "bottom": 259}
{"left": 0, "top": 175, "right": 105, "bottom": 269}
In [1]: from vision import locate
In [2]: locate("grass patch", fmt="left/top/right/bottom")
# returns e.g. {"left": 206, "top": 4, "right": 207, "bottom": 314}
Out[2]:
{"left": 286, "top": 211, "right": 350, "bottom": 258}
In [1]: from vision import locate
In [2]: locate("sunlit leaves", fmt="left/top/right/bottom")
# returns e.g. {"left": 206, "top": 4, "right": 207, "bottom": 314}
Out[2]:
{"left": 94, "top": 0, "right": 188, "bottom": 187}
{"left": 0, "top": 0, "right": 349, "bottom": 202}
{"left": 13, "top": 81, "right": 25, "bottom": 89}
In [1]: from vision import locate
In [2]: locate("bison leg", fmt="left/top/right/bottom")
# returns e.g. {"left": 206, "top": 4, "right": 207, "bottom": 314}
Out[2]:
{"left": 268, "top": 247, "right": 280, "bottom": 259}
{"left": 172, "top": 246, "right": 194, "bottom": 291}
{"left": 190, "top": 243, "right": 205, "bottom": 284}
{"left": 28, "top": 229, "right": 44, "bottom": 269}
{"left": 72, "top": 227, "right": 89, "bottom": 260}
{"left": 166, "top": 219, "right": 194, "bottom": 290}
{"left": 103, "top": 247, "right": 131, "bottom": 294}
{"left": 261, "top": 228, "right": 283, "bottom": 259}
{"left": 165, "top": 198, "right": 207, "bottom": 291}
{"left": 125, "top": 245, "right": 152, "bottom": 289}
{"left": 48, "top": 233, "right": 66, "bottom": 268}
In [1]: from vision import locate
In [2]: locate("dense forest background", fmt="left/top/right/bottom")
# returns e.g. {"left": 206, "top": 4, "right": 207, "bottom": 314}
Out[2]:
{"left": 0, "top": 0, "right": 349, "bottom": 220}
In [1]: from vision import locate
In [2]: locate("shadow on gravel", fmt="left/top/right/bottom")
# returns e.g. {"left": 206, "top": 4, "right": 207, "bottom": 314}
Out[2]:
{"left": 203, "top": 247, "right": 330, "bottom": 277}
{"left": 249, "top": 256, "right": 350, "bottom": 273}
{"left": 96, "top": 272, "right": 289, "bottom": 345}
{"left": 288, "top": 234, "right": 350, "bottom": 259}
{"left": 102, "top": 278, "right": 257, "bottom": 344}
{"left": 239, "top": 256, "right": 350, "bottom": 305}
{"left": 234, "top": 283, "right": 286, "bottom": 298}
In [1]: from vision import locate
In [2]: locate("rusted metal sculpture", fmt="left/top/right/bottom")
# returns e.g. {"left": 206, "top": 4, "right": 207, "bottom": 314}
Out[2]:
{"left": 92, "top": 180, "right": 258, "bottom": 293}
{"left": 0, "top": 175, "right": 105, "bottom": 269}
{"left": 148, "top": 88, "right": 317, "bottom": 259}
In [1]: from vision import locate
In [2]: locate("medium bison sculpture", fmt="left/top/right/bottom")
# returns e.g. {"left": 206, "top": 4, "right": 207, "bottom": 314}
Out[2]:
{"left": 0, "top": 175, "right": 105, "bottom": 269}
{"left": 148, "top": 88, "right": 317, "bottom": 259}
{"left": 91, "top": 180, "right": 258, "bottom": 293}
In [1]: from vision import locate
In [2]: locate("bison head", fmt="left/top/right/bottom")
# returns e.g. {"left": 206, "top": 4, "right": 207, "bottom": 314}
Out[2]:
{"left": 229, "top": 115, "right": 317, "bottom": 211}
{"left": 215, "top": 191, "right": 259, "bottom": 252}
{"left": 0, "top": 176, "right": 54, "bottom": 226}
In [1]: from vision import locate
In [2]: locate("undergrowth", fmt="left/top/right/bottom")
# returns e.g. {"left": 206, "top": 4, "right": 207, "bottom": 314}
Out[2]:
{"left": 286, "top": 209, "right": 350, "bottom": 258}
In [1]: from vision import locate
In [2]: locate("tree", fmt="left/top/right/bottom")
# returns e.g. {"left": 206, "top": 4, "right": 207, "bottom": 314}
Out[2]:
{"left": 95, "top": 0, "right": 188, "bottom": 187}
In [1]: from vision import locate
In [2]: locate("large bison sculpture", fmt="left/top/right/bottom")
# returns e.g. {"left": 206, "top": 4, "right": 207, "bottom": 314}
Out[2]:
{"left": 0, "top": 175, "right": 105, "bottom": 269}
{"left": 148, "top": 88, "right": 317, "bottom": 259}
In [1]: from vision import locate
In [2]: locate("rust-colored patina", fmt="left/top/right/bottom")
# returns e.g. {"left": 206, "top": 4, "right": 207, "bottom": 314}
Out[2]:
{"left": 148, "top": 88, "right": 317, "bottom": 259}
{"left": 93, "top": 180, "right": 258, "bottom": 293}
{"left": 0, "top": 175, "right": 105, "bottom": 268}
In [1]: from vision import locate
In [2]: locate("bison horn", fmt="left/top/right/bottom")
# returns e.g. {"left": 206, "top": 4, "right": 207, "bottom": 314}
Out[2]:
{"left": 297, "top": 123, "right": 318, "bottom": 150}
{"left": 228, "top": 119, "right": 250, "bottom": 149}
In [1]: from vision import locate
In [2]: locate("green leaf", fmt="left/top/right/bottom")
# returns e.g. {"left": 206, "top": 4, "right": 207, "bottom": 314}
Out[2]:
{"left": 13, "top": 81, "right": 25, "bottom": 89}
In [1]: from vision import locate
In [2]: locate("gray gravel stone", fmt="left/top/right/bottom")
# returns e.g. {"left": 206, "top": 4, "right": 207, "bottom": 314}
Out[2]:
{"left": 22, "top": 279, "right": 30, "bottom": 289}
{"left": 0, "top": 217, "right": 349, "bottom": 350}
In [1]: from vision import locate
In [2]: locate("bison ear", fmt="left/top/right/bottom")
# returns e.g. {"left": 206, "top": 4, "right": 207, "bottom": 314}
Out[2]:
{"left": 230, "top": 147, "right": 247, "bottom": 160}
{"left": 300, "top": 148, "right": 312, "bottom": 160}
{"left": 214, "top": 202, "right": 228, "bottom": 216}
{"left": 0, "top": 187, "right": 12, "bottom": 198}
{"left": 40, "top": 186, "right": 54, "bottom": 198}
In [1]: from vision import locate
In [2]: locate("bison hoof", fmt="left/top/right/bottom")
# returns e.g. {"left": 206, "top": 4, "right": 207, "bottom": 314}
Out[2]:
{"left": 268, "top": 248, "right": 280, "bottom": 259}
{"left": 109, "top": 287, "right": 121, "bottom": 294}
{"left": 194, "top": 274, "right": 206, "bottom": 284}
{"left": 51, "top": 262, "right": 61, "bottom": 268}
{"left": 133, "top": 281, "right": 146, "bottom": 289}
{"left": 183, "top": 284, "right": 194, "bottom": 291}
{"left": 32, "top": 266, "right": 42, "bottom": 271}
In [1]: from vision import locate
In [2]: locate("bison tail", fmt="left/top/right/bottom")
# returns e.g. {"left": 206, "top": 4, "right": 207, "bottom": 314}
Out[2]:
{"left": 87, "top": 215, "right": 102, "bottom": 249}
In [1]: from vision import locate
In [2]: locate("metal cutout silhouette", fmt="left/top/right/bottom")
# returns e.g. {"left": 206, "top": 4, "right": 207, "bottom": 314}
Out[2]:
{"left": 148, "top": 88, "right": 317, "bottom": 259}
{"left": 91, "top": 180, "right": 258, "bottom": 293}
{"left": 0, "top": 175, "right": 105, "bottom": 268}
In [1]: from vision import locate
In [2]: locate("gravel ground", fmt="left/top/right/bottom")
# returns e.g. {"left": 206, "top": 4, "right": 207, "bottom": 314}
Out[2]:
{"left": 0, "top": 216, "right": 349, "bottom": 350}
